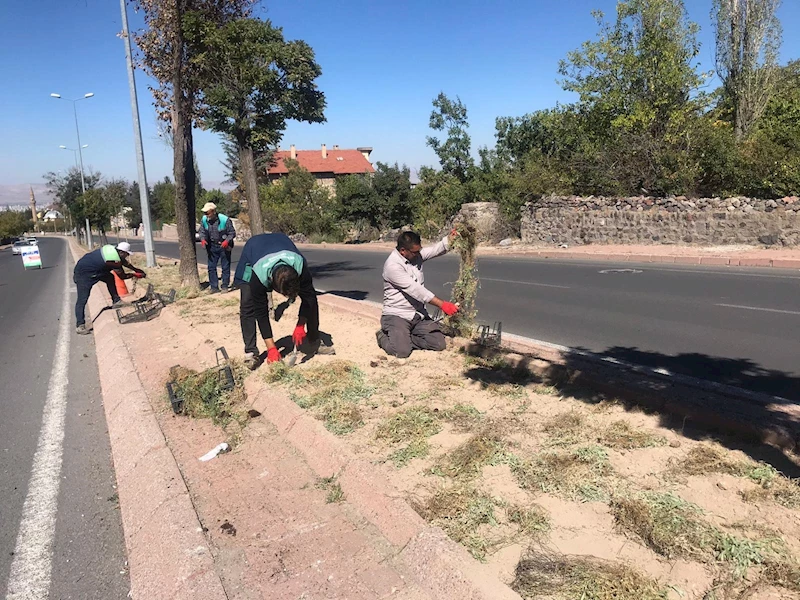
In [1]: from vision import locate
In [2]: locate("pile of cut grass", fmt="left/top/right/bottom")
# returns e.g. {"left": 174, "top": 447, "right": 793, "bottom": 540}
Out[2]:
{"left": 512, "top": 445, "right": 614, "bottom": 502}
{"left": 671, "top": 445, "right": 800, "bottom": 508}
{"left": 267, "top": 360, "right": 371, "bottom": 435}
{"left": 169, "top": 359, "right": 250, "bottom": 439}
{"left": 507, "top": 504, "right": 550, "bottom": 539}
{"left": 413, "top": 485, "right": 497, "bottom": 560}
{"left": 431, "top": 425, "right": 504, "bottom": 480}
{"left": 596, "top": 420, "right": 666, "bottom": 450}
{"left": 512, "top": 550, "right": 668, "bottom": 600}
{"left": 445, "top": 221, "right": 478, "bottom": 337}
{"left": 542, "top": 411, "right": 586, "bottom": 447}
{"left": 439, "top": 403, "right": 484, "bottom": 431}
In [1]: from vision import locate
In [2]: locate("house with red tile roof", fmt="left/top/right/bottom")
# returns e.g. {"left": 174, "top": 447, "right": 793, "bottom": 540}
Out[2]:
{"left": 266, "top": 144, "right": 375, "bottom": 188}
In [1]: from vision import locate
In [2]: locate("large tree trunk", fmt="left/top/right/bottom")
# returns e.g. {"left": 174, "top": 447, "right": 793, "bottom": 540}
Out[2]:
{"left": 240, "top": 144, "right": 264, "bottom": 235}
{"left": 172, "top": 0, "right": 200, "bottom": 289}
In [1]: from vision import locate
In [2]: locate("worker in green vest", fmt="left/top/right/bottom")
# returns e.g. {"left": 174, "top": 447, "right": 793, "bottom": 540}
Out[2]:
{"left": 199, "top": 201, "right": 236, "bottom": 293}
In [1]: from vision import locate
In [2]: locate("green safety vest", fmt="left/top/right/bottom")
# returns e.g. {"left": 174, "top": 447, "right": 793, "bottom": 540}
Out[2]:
{"left": 201, "top": 214, "right": 229, "bottom": 231}
{"left": 101, "top": 245, "right": 121, "bottom": 262}
{"left": 247, "top": 250, "right": 305, "bottom": 288}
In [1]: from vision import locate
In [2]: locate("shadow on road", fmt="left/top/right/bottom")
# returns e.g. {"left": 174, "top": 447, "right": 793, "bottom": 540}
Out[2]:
{"left": 309, "top": 261, "right": 371, "bottom": 280}
{"left": 317, "top": 290, "right": 369, "bottom": 301}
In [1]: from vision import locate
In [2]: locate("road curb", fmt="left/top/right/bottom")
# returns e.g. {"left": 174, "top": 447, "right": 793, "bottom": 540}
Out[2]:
{"left": 316, "top": 293, "right": 799, "bottom": 453}
{"left": 66, "top": 239, "right": 227, "bottom": 600}
{"left": 242, "top": 376, "right": 523, "bottom": 600}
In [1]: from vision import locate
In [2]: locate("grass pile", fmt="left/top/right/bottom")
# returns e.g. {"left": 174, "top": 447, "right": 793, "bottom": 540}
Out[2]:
{"left": 512, "top": 445, "right": 615, "bottom": 502}
{"left": 596, "top": 420, "right": 666, "bottom": 450}
{"left": 168, "top": 359, "right": 249, "bottom": 440}
{"left": 542, "top": 411, "right": 586, "bottom": 447}
{"left": 445, "top": 221, "right": 478, "bottom": 337}
{"left": 431, "top": 425, "right": 504, "bottom": 480}
{"left": 512, "top": 550, "right": 668, "bottom": 600}
{"left": 413, "top": 485, "right": 498, "bottom": 560}
{"left": 266, "top": 360, "right": 372, "bottom": 435}
{"left": 671, "top": 445, "right": 800, "bottom": 508}
{"left": 507, "top": 504, "right": 550, "bottom": 539}
{"left": 131, "top": 256, "right": 208, "bottom": 300}
{"left": 376, "top": 406, "right": 441, "bottom": 467}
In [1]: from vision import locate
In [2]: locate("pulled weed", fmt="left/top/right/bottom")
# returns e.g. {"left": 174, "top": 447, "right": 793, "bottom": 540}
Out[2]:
{"left": 169, "top": 360, "right": 248, "bottom": 432}
{"left": 542, "top": 410, "right": 586, "bottom": 447}
{"left": 413, "top": 485, "right": 497, "bottom": 560}
{"left": 512, "top": 550, "right": 668, "bottom": 600}
{"left": 445, "top": 221, "right": 478, "bottom": 337}
{"left": 596, "top": 420, "right": 666, "bottom": 450}
{"left": 431, "top": 426, "right": 504, "bottom": 480}
{"left": 512, "top": 445, "right": 614, "bottom": 502}
{"left": 439, "top": 403, "right": 483, "bottom": 432}
{"left": 508, "top": 504, "right": 550, "bottom": 539}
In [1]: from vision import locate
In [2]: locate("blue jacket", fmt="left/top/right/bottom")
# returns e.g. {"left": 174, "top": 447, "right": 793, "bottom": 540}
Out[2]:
{"left": 200, "top": 213, "right": 236, "bottom": 247}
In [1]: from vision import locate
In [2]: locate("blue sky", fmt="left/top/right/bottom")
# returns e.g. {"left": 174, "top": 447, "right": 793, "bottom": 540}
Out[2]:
{"left": 1, "top": 0, "right": 799, "bottom": 203}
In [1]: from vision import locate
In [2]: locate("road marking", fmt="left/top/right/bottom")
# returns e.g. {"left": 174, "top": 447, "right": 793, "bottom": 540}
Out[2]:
{"left": 482, "top": 277, "right": 570, "bottom": 289}
{"left": 716, "top": 303, "right": 800, "bottom": 316}
{"left": 6, "top": 258, "right": 71, "bottom": 600}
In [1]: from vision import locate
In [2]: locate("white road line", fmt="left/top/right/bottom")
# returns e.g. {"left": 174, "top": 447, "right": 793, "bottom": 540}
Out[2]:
{"left": 482, "top": 277, "right": 571, "bottom": 289}
{"left": 716, "top": 303, "right": 800, "bottom": 316}
{"left": 6, "top": 258, "right": 71, "bottom": 600}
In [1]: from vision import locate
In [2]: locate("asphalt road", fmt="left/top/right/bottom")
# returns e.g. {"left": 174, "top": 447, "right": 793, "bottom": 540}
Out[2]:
{"left": 126, "top": 237, "right": 800, "bottom": 400}
{"left": 0, "top": 237, "right": 129, "bottom": 599}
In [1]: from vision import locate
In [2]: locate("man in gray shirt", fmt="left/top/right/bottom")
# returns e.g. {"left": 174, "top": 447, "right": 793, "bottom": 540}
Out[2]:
{"left": 376, "top": 231, "right": 459, "bottom": 358}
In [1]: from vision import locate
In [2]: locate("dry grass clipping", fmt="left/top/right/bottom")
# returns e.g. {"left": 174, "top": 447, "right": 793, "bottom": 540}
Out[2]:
{"left": 512, "top": 445, "right": 614, "bottom": 502}
{"left": 131, "top": 256, "right": 207, "bottom": 299}
{"left": 671, "top": 445, "right": 800, "bottom": 508}
{"left": 431, "top": 425, "right": 504, "bottom": 480}
{"left": 413, "top": 485, "right": 497, "bottom": 560}
{"left": 596, "top": 420, "right": 666, "bottom": 450}
{"left": 542, "top": 410, "right": 586, "bottom": 446}
{"left": 512, "top": 550, "right": 668, "bottom": 600}
{"left": 508, "top": 504, "right": 550, "bottom": 539}
{"left": 445, "top": 221, "right": 478, "bottom": 337}
{"left": 268, "top": 360, "right": 371, "bottom": 435}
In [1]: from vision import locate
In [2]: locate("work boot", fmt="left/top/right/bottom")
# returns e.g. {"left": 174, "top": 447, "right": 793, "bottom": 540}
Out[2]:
{"left": 76, "top": 324, "right": 91, "bottom": 335}
{"left": 303, "top": 339, "right": 336, "bottom": 356}
{"left": 209, "top": 288, "right": 220, "bottom": 295}
{"left": 244, "top": 352, "right": 263, "bottom": 371}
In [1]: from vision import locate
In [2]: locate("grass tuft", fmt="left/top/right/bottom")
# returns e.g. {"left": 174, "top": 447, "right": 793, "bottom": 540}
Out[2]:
{"left": 508, "top": 504, "right": 550, "bottom": 539}
{"left": 413, "top": 485, "right": 497, "bottom": 560}
{"left": 388, "top": 439, "right": 431, "bottom": 467}
{"left": 315, "top": 475, "right": 345, "bottom": 504}
{"left": 512, "top": 445, "right": 613, "bottom": 502}
{"left": 512, "top": 550, "right": 668, "bottom": 600}
{"left": 431, "top": 426, "right": 504, "bottom": 480}
{"left": 596, "top": 420, "right": 666, "bottom": 450}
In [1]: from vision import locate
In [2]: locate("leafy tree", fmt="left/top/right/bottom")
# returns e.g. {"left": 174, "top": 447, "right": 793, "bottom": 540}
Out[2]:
{"left": 0, "top": 209, "right": 32, "bottom": 241}
{"left": 151, "top": 176, "right": 177, "bottom": 223}
{"left": 334, "top": 174, "right": 380, "bottom": 227}
{"left": 260, "top": 161, "right": 340, "bottom": 238}
{"left": 411, "top": 167, "right": 467, "bottom": 238}
{"left": 426, "top": 93, "right": 474, "bottom": 183}
{"left": 372, "top": 162, "right": 413, "bottom": 227}
{"left": 558, "top": 0, "right": 710, "bottom": 195}
{"left": 185, "top": 16, "right": 325, "bottom": 235}
{"left": 131, "top": 0, "right": 255, "bottom": 288}
{"left": 125, "top": 182, "right": 143, "bottom": 229}
{"left": 713, "top": 0, "right": 782, "bottom": 140}
{"left": 43, "top": 167, "right": 102, "bottom": 226}
{"left": 197, "top": 188, "right": 240, "bottom": 219}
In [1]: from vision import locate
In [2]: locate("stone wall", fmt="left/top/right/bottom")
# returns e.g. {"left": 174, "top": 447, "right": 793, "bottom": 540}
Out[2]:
{"left": 521, "top": 195, "right": 800, "bottom": 247}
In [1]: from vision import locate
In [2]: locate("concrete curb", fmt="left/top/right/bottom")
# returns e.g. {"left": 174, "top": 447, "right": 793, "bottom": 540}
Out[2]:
{"left": 315, "top": 293, "right": 800, "bottom": 452}
{"left": 242, "top": 377, "right": 523, "bottom": 600}
{"left": 66, "top": 239, "right": 227, "bottom": 600}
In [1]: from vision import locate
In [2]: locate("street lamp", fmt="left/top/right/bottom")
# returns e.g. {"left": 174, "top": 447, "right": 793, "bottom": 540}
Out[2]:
{"left": 51, "top": 92, "right": 94, "bottom": 246}
{"left": 58, "top": 144, "right": 88, "bottom": 169}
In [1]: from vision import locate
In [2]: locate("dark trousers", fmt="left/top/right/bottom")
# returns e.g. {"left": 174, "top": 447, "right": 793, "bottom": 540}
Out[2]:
{"left": 207, "top": 245, "right": 232, "bottom": 290}
{"left": 378, "top": 314, "right": 446, "bottom": 358}
{"left": 74, "top": 272, "right": 118, "bottom": 326}
{"left": 240, "top": 273, "right": 320, "bottom": 355}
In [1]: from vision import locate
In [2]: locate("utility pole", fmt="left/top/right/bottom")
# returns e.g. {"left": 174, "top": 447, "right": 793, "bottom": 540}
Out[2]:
{"left": 120, "top": 0, "right": 156, "bottom": 267}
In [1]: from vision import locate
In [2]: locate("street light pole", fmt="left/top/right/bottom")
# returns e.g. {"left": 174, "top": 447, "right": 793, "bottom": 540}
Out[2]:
{"left": 51, "top": 92, "right": 94, "bottom": 247}
{"left": 120, "top": 0, "right": 156, "bottom": 267}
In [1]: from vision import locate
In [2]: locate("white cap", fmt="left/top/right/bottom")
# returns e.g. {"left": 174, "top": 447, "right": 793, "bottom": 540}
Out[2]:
{"left": 201, "top": 202, "right": 217, "bottom": 213}
{"left": 116, "top": 241, "right": 132, "bottom": 253}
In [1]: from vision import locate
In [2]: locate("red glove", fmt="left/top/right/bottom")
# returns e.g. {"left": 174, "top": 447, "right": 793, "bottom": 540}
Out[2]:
{"left": 221, "top": 240, "right": 229, "bottom": 249}
{"left": 134, "top": 272, "right": 146, "bottom": 279}
{"left": 201, "top": 239, "right": 208, "bottom": 248}
{"left": 292, "top": 324, "right": 306, "bottom": 346}
{"left": 440, "top": 301, "right": 459, "bottom": 316}
{"left": 267, "top": 347, "right": 282, "bottom": 363}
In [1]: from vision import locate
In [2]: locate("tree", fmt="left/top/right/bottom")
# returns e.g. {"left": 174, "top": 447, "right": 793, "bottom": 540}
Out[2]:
{"left": 198, "top": 188, "right": 240, "bottom": 219}
{"left": 0, "top": 209, "right": 32, "bottom": 241}
{"left": 44, "top": 167, "right": 102, "bottom": 226}
{"left": 426, "top": 93, "right": 474, "bottom": 183}
{"left": 558, "top": 0, "right": 709, "bottom": 195}
{"left": 713, "top": 0, "right": 782, "bottom": 140}
{"left": 185, "top": 16, "right": 326, "bottom": 235}
{"left": 132, "top": 0, "right": 255, "bottom": 288}
{"left": 335, "top": 174, "right": 380, "bottom": 227}
{"left": 372, "top": 162, "right": 413, "bottom": 227}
